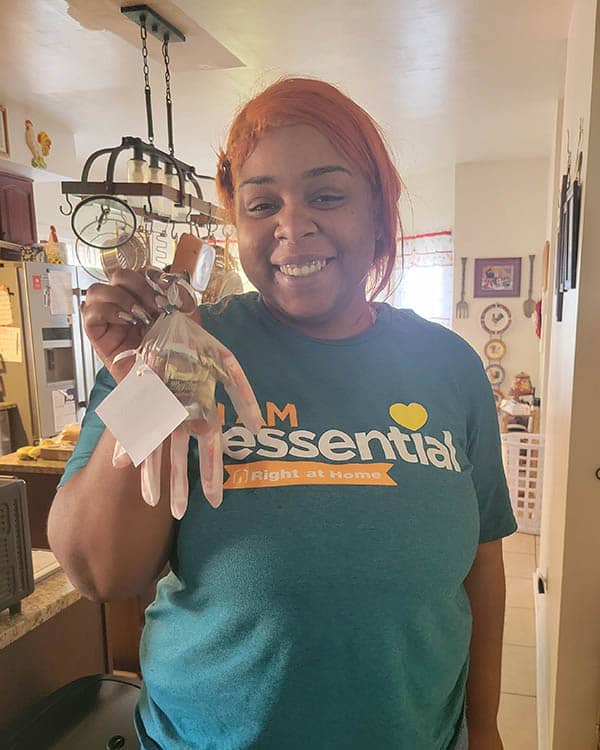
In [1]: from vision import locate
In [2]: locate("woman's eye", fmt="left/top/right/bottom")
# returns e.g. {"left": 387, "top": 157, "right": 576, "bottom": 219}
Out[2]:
{"left": 248, "top": 202, "right": 276, "bottom": 213}
{"left": 312, "top": 194, "right": 344, "bottom": 206}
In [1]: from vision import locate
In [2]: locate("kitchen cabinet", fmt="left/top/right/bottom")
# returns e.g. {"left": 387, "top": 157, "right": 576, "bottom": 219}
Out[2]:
{"left": 0, "top": 452, "right": 156, "bottom": 674}
{"left": 0, "top": 452, "right": 158, "bottom": 675}
{"left": 0, "top": 170, "right": 37, "bottom": 245}
{"left": 0, "top": 570, "right": 111, "bottom": 729}
{"left": 106, "top": 587, "right": 157, "bottom": 675}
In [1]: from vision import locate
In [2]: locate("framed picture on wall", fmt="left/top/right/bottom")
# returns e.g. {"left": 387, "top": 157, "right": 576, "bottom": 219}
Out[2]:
{"left": 0, "top": 106, "right": 9, "bottom": 158}
{"left": 473, "top": 257, "right": 522, "bottom": 298}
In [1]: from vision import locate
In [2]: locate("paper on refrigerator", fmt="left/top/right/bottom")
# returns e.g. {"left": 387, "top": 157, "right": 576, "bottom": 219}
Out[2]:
{"left": 52, "top": 388, "right": 77, "bottom": 432}
{"left": 49, "top": 270, "right": 73, "bottom": 316}
{"left": 0, "top": 326, "right": 22, "bottom": 363}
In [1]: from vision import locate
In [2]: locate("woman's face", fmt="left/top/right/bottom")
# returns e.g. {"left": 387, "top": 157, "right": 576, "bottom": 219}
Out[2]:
{"left": 234, "top": 124, "right": 378, "bottom": 338}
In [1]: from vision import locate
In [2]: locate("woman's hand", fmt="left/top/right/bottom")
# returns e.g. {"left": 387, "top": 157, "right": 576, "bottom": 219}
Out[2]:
{"left": 82, "top": 269, "right": 166, "bottom": 382}
{"left": 93, "top": 270, "right": 264, "bottom": 514}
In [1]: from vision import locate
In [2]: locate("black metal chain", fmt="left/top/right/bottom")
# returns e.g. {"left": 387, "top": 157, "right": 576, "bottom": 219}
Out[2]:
{"left": 162, "top": 37, "right": 172, "bottom": 111}
{"left": 162, "top": 35, "right": 175, "bottom": 156}
{"left": 140, "top": 15, "right": 154, "bottom": 144}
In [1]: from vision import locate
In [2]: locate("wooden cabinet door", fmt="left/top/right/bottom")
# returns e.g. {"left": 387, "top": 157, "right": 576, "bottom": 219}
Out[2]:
{"left": 105, "top": 584, "right": 158, "bottom": 675}
{"left": 0, "top": 171, "right": 37, "bottom": 245}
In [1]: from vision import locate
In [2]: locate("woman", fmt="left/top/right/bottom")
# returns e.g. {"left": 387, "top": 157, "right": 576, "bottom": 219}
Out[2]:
{"left": 48, "top": 78, "right": 516, "bottom": 749}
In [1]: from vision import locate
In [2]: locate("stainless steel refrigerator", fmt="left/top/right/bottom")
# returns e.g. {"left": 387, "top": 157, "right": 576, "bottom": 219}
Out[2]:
{"left": 0, "top": 260, "right": 103, "bottom": 447}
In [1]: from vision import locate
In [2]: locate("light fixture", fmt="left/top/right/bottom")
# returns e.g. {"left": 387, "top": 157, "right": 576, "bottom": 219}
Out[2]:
{"left": 61, "top": 3, "right": 225, "bottom": 250}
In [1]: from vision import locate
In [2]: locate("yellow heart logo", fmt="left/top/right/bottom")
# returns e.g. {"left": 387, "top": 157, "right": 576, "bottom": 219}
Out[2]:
{"left": 389, "top": 402, "right": 429, "bottom": 431}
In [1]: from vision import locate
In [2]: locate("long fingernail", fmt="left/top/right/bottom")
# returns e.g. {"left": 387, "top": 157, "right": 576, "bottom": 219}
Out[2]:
{"left": 131, "top": 304, "right": 152, "bottom": 325}
{"left": 117, "top": 311, "right": 138, "bottom": 324}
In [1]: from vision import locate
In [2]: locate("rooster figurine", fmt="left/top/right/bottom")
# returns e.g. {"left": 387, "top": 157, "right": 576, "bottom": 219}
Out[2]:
{"left": 24, "top": 120, "right": 51, "bottom": 168}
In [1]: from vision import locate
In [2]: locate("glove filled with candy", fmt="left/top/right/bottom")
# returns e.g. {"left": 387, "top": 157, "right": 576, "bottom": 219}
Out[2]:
{"left": 112, "top": 268, "right": 262, "bottom": 517}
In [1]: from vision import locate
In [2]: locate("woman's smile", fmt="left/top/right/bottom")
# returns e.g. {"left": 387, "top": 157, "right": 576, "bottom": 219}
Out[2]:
{"left": 275, "top": 257, "right": 333, "bottom": 278}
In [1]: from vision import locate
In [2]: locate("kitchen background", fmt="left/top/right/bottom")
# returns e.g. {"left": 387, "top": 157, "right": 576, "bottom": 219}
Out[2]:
{"left": 0, "top": 1, "right": 599, "bottom": 749}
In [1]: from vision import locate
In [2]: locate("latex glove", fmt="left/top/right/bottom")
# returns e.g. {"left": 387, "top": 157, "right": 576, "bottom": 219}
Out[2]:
{"left": 112, "top": 272, "right": 262, "bottom": 517}
{"left": 113, "top": 339, "right": 261, "bottom": 516}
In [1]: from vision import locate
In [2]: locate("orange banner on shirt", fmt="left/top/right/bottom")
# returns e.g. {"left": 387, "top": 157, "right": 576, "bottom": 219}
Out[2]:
{"left": 223, "top": 461, "right": 397, "bottom": 489}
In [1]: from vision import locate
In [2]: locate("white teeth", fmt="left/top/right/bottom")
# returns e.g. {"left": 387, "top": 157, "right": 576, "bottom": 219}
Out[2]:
{"left": 279, "top": 259, "right": 328, "bottom": 277}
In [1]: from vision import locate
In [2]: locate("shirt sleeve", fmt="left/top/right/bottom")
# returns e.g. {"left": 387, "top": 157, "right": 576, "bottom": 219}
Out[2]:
{"left": 463, "top": 350, "right": 518, "bottom": 544}
{"left": 58, "top": 367, "right": 117, "bottom": 488}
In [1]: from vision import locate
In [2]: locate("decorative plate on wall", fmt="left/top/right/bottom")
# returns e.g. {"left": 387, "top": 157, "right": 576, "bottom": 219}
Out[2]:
{"left": 484, "top": 338, "right": 507, "bottom": 361}
{"left": 485, "top": 363, "right": 506, "bottom": 387}
{"left": 481, "top": 303, "right": 512, "bottom": 335}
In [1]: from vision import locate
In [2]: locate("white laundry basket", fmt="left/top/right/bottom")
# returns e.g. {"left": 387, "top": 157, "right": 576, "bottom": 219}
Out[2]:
{"left": 501, "top": 433, "right": 544, "bottom": 535}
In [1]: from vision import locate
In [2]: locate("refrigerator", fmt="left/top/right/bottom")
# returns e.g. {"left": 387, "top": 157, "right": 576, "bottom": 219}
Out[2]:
{"left": 0, "top": 260, "right": 103, "bottom": 447}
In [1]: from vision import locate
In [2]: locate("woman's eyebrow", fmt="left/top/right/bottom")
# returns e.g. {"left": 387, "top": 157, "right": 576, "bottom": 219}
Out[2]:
{"left": 239, "top": 175, "right": 275, "bottom": 188}
{"left": 239, "top": 165, "right": 352, "bottom": 189}
{"left": 303, "top": 165, "right": 352, "bottom": 179}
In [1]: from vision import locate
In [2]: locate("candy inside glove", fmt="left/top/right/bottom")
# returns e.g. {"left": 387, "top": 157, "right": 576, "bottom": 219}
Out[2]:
{"left": 112, "top": 270, "right": 262, "bottom": 517}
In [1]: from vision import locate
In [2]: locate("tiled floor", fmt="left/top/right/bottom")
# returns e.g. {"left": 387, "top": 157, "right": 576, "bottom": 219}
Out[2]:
{"left": 498, "top": 532, "right": 538, "bottom": 749}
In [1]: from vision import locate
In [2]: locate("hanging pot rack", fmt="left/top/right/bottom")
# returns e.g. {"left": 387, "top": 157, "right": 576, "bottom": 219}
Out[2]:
{"left": 61, "top": 135, "right": 226, "bottom": 225}
{"left": 61, "top": 4, "right": 227, "bottom": 231}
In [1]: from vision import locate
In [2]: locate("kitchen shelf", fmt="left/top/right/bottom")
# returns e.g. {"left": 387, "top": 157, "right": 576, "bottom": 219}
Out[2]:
{"left": 60, "top": 182, "right": 227, "bottom": 225}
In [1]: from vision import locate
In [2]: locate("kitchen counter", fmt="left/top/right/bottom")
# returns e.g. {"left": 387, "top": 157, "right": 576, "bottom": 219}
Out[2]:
{"left": 0, "top": 564, "right": 111, "bottom": 729}
{"left": 0, "top": 566, "right": 79, "bottom": 650}
{"left": 0, "top": 451, "right": 67, "bottom": 475}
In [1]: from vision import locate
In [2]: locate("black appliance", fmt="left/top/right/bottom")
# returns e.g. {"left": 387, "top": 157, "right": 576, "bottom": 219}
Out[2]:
{"left": 0, "top": 674, "right": 142, "bottom": 749}
{"left": 0, "top": 476, "right": 33, "bottom": 615}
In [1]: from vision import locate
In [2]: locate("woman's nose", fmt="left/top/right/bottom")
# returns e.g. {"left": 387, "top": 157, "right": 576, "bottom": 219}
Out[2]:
{"left": 274, "top": 202, "right": 317, "bottom": 244}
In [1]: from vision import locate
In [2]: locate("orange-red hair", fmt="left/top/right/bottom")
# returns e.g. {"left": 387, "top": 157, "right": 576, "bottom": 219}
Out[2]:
{"left": 216, "top": 77, "right": 403, "bottom": 299}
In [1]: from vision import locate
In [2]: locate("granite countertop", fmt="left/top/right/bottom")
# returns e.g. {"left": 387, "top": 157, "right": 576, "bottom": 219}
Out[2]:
{"left": 0, "top": 567, "right": 81, "bottom": 650}
{"left": 0, "top": 452, "right": 67, "bottom": 475}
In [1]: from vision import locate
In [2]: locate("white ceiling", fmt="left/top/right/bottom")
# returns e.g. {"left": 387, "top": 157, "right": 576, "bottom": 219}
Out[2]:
{"left": 0, "top": 0, "right": 573, "bottom": 183}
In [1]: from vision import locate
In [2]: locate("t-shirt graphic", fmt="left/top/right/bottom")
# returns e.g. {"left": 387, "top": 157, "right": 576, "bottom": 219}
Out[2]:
{"left": 221, "top": 398, "right": 463, "bottom": 491}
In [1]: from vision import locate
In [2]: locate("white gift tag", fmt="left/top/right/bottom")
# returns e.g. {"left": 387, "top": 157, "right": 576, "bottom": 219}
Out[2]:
{"left": 96, "top": 360, "right": 189, "bottom": 467}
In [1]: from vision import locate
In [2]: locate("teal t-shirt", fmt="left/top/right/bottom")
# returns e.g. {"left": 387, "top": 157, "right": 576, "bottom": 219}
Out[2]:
{"left": 60, "top": 293, "right": 516, "bottom": 749}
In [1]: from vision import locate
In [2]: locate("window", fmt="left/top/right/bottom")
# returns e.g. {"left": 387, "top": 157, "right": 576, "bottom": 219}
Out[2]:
{"left": 383, "top": 231, "right": 454, "bottom": 328}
